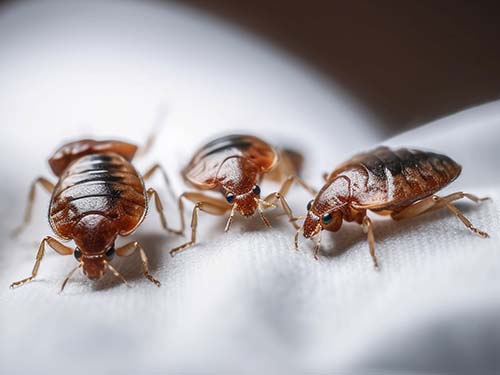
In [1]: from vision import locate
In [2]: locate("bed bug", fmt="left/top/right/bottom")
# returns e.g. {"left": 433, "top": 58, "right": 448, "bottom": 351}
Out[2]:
{"left": 295, "top": 146, "right": 490, "bottom": 267}
{"left": 10, "top": 139, "right": 182, "bottom": 292}
{"left": 169, "top": 134, "right": 315, "bottom": 256}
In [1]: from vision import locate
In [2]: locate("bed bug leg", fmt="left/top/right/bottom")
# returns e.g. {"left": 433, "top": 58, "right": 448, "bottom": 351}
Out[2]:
{"left": 439, "top": 199, "right": 489, "bottom": 238}
{"left": 256, "top": 202, "right": 272, "bottom": 228}
{"left": 106, "top": 262, "right": 131, "bottom": 288}
{"left": 294, "top": 225, "right": 306, "bottom": 252}
{"left": 294, "top": 226, "right": 302, "bottom": 251}
{"left": 258, "top": 198, "right": 277, "bottom": 210}
{"left": 313, "top": 231, "right": 323, "bottom": 260}
{"left": 264, "top": 192, "right": 298, "bottom": 228}
{"left": 280, "top": 175, "right": 317, "bottom": 197}
{"left": 11, "top": 177, "right": 54, "bottom": 238}
{"left": 264, "top": 175, "right": 316, "bottom": 229}
{"left": 115, "top": 241, "right": 160, "bottom": 286}
{"left": 143, "top": 164, "right": 178, "bottom": 202}
{"left": 459, "top": 193, "right": 491, "bottom": 203}
{"left": 170, "top": 202, "right": 201, "bottom": 256}
{"left": 225, "top": 203, "right": 238, "bottom": 232}
{"left": 170, "top": 194, "right": 230, "bottom": 256}
{"left": 147, "top": 188, "right": 183, "bottom": 236}
{"left": 59, "top": 263, "right": 82, "bottom": 293}
{"left": 362, "top": 216, "right": 379, "bottom": 269}
{"left": 10, "top": 236, "right": 73, "bottom": 289}
{"left": 264, "top": 174, "right": 316, "bottom": 206}
{"left": 391, "top": 192, "right": 490, "bottom": 238}
{"left": 276, "top": 193, "right": 300, "bottom": 230}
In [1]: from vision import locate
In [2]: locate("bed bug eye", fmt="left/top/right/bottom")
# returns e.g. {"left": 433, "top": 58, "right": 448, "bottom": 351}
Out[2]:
{"left": 322, "top": 212, "right": 333, "bottom": 225}
{"left": 226, "top": 192, "right": 235, "bottom": 203}
{"left": 307, "top": 200, "right": 314, "bottom": 211}
{"left": 105, "top": 247, "right": 115, "bottom": 260}
{"left": 252, "top": 185, "right": 261, "bottom": 195}
{"left": 74, "top": 248, "right": 82, "bottom": 260}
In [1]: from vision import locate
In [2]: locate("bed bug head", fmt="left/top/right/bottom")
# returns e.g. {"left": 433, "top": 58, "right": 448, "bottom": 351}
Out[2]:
{"left": 302, "top": 198, "right": 344, "bottom": 239}
{"left": 302, "top": 177, "right": 349, "bottom": 239}
{"left": 74, "top": 246, "right": 116, "bottom": 280}
{"left": 224, "top": 184, "right": 262, "bottom": 217}
{"left": 219, "top": 157, "right": 262, "bottom": 217}
{"left": 72, "top": 214, "right": 118, "bottom": 280}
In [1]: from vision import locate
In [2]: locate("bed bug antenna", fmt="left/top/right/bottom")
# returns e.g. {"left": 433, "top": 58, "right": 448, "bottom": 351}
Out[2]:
{"left": 106, "top": 262, "right": 131, "bottom": 288}
{"left": 136, "top": 104, "right": 168, "bottom": 158}
{"left": 224, "top": 203, "right": 238, "bottom": 232}
{"left": 59, "top": 263, "right": 82, "bottom": 293}
{"left": 294, "top": 225, "right": 302, "bottom": 251}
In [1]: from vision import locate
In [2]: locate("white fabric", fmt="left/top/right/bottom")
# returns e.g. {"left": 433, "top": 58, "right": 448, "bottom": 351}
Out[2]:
{"left": 1, "top": 1, "right": 499, "bottom": 373}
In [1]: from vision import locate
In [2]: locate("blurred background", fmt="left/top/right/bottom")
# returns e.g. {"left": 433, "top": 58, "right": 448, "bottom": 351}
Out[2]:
{"left": 1, "top": 0, "right": 499, "bottom": 133}
{"left": 183, "top": 0, "right": 500, "bottom": 133}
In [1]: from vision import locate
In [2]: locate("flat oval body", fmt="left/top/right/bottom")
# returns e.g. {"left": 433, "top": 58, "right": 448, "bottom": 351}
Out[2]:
{"left": 49, "top": 152, "right": 147, "bottom": 239}
{"left": 183, "top": 134, "right": 279, "bottom": 189}
{"left": 326, "top": 146, "right": 462, "bottom": 212}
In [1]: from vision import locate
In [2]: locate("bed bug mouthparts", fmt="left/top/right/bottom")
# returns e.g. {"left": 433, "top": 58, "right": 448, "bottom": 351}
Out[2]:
{"left": 295, "top": 146, "right": 490, "bottom": 267}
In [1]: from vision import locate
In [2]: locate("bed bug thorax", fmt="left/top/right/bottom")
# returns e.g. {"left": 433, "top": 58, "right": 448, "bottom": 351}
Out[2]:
{"left": 294, "top": 146, "right": 490, "bottom": 267}
{"left": 10, "top": 139, "right": 182, "bottom": 292}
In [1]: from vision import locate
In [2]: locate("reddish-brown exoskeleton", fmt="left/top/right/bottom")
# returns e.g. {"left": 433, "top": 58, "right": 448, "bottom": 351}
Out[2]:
{"left": 11, "top": 139, "right": 182, "bottom": 292}
{"left": 295, "top": 146, "right": 490, "bottom": 267}
{"left": 169, "top": 134, "right": 315, "bottom": 256}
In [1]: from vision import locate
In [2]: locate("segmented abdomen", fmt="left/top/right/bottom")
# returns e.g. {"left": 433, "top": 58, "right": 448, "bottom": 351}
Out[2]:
{"left": 49, "top": 153, "right": 147, "bottom": 238}
{"left": 332, "top": 147, "right": 462, "bottom": 210}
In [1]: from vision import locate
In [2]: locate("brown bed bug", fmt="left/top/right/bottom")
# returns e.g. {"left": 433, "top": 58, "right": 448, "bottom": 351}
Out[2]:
{"left": 295, "top": 146, "right": 490, "bottom": 267}
{"left": 10, "top": 139, "right": 182, "bottom": 292}
{"left": 169, "top": 134, "right": 315, "bottom": 256}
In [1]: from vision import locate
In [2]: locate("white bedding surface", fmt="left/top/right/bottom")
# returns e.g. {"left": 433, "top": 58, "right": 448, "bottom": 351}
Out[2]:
{"left": 0, "top": 1, "right": 499, "bottom": 373}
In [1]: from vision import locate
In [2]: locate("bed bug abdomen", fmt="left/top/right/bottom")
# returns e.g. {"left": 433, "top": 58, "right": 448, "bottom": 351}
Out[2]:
{"left": 182, "top": 134, "right": 278, "bottom": 189}
{"left": 332, "top": 146, "right": 462, "bottom": 211}
{"left": 49, "top": 152, "right": 147, "bottom": 239}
